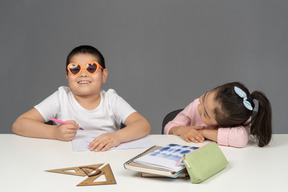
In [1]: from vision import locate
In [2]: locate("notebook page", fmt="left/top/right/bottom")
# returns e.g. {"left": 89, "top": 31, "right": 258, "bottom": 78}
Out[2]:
{"left": 72, "top": 133, "right": 155, "bottom": 152}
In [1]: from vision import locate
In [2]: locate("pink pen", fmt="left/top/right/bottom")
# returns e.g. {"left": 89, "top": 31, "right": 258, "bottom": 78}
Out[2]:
{"left": 50, "top": 118, "right": 84, "bottom": 130}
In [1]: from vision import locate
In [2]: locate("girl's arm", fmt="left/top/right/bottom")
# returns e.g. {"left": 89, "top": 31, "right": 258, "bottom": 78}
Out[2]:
{"left": 12, "top": 108, "right": 78, "bottom": 141}
{"left": 216, "top": 127, "right": 249, "bottom": 148}
{"left": 199, "top": 129, "right": 218, "bottom": 142}
{"left": 88, "top": 112, "right": 151, "bottom": 152}
{"left": 200, "top": 127, "right": 249, "bottom": 148}
{"left": 169, "top": 126, "right": 205, "bottom": 143}
{"left": 164, "top": 105, "right": 194, "bottom": 134}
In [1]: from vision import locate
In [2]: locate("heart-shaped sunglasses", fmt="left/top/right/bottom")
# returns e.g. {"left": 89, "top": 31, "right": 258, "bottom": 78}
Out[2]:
{"left": 67, "top": 61, "right": 104, "bottom": 76}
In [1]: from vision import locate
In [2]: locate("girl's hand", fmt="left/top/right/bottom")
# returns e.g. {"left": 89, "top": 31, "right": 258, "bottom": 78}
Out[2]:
{"left": 170, "top": 126, "right": 205, "bottom": 143}
{"left": 88, "top": 132, "right": 121, "bottom": 152}
{"left": 54, "top": 120, "right": 78, "bottom": 141}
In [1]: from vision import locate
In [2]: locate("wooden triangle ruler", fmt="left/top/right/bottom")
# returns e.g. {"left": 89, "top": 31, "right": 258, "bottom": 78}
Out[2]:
{"left": 46, "top": 163, "right": 103, "bottom": 176}
{"left": 77, "top": 164, "right": 116, "bottom": 186}
{"left": 46, "top": 163, "right": 116, "bottom": 186}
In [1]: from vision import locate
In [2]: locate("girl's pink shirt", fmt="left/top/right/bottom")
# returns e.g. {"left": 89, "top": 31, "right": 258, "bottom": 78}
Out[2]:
{"left": 164, "top": 99, "right": 249, "bottom": 148}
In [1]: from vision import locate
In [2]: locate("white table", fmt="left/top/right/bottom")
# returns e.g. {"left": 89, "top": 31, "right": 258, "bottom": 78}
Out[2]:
{"left": 1, "top": 134, "right": 287, "bottom": 192}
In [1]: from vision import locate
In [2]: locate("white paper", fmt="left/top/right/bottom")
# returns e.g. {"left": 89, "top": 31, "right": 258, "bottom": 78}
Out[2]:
{"left": 72, "top": 133, "right": 155, "bottom": 152}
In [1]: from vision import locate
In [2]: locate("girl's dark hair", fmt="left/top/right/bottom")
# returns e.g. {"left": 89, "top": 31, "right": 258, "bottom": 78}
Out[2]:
{"left": 66, "top": 45, "right": 106, "bottom": 72}
{"left": 213, "top": 82, "right": 272, "bottom": 147}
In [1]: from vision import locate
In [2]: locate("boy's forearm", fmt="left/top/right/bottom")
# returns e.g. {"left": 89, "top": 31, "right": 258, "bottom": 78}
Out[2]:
{"left": 12, "top": 117, "right": 57, "bottom": 139}
{"left": 117, "top": 118, "right": 151, "bottom": 143}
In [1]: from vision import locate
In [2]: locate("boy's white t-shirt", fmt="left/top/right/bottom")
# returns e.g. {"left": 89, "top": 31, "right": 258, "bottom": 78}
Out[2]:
{"left": 35, "top": 86, "right": 136, "bottom": 134}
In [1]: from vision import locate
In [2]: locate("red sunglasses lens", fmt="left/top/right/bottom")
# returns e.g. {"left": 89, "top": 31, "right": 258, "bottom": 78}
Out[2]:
{"left": 86, "top": 63, "right": 98, "bottom": 74}
{"left": 69, "top": 64, "right": 81, "bottom": 75}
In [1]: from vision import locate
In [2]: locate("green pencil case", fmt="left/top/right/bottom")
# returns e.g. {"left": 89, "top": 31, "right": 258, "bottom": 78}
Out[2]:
{"left": 183, "top": 142, "right": 228, "bottom": 184}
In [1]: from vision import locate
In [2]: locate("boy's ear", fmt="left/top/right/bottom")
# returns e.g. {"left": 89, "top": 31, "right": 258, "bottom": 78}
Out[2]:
{"left": 65, "top": 72, "right": 68, "bottom": 79}
{"left": 102, "top": 69, "right": 108, "bottom": 83}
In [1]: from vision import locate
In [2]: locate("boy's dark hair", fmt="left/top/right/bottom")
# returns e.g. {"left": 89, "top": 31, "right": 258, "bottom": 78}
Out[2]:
{"left": 213, "top": 82, "right": 272, "bottom": 147}
{"left": 66, "top": 45, "right": 106, "bottom": 72}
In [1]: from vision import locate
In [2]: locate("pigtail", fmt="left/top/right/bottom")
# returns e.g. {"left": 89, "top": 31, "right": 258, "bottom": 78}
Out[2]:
{"left": 250, "top": 91, "right": 272, "bottom": 147}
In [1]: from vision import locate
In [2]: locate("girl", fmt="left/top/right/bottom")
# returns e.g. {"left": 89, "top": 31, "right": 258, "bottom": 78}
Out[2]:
{"left": 12, "top": 45, "right": 151, "bottom": 151}
{"left": 164, "top": 82, "right": 272, "bottom": 147}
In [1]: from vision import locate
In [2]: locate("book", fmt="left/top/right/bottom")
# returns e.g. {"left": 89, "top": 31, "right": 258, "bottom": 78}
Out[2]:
{"left": 124, "top": 144, "right": 198, "bottom": 178}
{"left": 141, "top": 172, "right": 189, "bottom": 178}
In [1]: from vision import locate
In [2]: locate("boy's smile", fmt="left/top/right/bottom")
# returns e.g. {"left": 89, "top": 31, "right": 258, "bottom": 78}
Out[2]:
{"left": 78, "top": 80, "right": 92, "bottom": 85}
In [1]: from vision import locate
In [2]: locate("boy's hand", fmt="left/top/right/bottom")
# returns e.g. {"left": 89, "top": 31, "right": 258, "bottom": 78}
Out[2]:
{"left": 171, "top": 126, "right": 205, "bottom": 143}
{"left": 88, "top": 133, "right": 120, "bottom": 152}
{"left": 55, "top": 120, "right": 78, "bottom": 141}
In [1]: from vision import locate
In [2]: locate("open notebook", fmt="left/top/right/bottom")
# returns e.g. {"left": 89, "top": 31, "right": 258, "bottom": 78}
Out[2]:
{"left": 124, "top": 144, "right": 198, "bottom": 178}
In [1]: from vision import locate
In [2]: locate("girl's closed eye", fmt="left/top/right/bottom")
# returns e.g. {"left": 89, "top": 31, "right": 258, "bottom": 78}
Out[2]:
{"left": 203, "top": 111, "right": 208, "bottom": 118}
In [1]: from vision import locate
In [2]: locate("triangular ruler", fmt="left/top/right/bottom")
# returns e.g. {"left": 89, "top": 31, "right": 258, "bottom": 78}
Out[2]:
{"left": 77, "top": 164, "right": 117, "bottom": 186}
{"left": 45, "top": 163, "right": 104, "bottom": 177}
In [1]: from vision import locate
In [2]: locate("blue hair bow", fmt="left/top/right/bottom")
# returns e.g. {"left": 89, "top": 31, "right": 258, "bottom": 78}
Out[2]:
{"left": 234, "top": 86, "right": 253, "bottom": 111}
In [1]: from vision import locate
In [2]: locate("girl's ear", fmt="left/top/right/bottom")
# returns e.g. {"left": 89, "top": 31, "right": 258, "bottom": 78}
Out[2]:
{"left": 66, "top": 72, "right": 68, "bottom": 80}
{"left": 102, "top": 69, "right": 108, "bottom": 83}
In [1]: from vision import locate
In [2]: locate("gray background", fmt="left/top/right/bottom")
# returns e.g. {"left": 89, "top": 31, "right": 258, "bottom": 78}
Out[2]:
{"left": 1, "top": 0, "right": 287, "bottom": 134}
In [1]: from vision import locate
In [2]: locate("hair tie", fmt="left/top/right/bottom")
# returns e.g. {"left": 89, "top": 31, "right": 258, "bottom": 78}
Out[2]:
{"left": 234, "top": 86, "right": 253, "bottom": 111}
